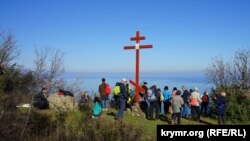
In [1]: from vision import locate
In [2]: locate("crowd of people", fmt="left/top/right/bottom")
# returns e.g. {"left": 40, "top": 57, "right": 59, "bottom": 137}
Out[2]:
{"left": 139, "top": 83, "right": 226, "bottom": 125}
{"left": 33, "top": 77, "right": 227, "bottom": 125}
{"left": 88, "top": 77, "right": 227, "bottom": 125}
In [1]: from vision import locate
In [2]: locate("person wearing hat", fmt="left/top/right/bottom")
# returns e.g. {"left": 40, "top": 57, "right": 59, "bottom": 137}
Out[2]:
{"left": 189, "top": 87, "right": 201, "bottom": 121}
{"left": 215, "top": 92, "right": 227, "bottom": 125}
{"left": 115, "top": 78, "right": 128, "bottom": 120}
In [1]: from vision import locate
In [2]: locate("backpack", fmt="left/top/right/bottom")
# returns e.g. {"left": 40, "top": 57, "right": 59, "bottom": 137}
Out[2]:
{"left": 64, "top": 91, "right": 74, "bottom": 97}
{"left": 202, "top": 95, "right": 209, "bottom": 103}
{"left": 172, "top": 95, "right": 182, "bottom": 113}
{"left": 148, "top": 88, "right": 156, "bottom": 102}
{"left": 113, "top": 86, "right": 121, "bottom": 96}
{"left": 155, "top": 89, "right": 161, "bottom": 101}
{"left": 160, "top": 92, "right": 164, "bottom": 101}
{"left": 127, "top": 85, "right": 131, "bottom": 94}
{"left": 105, "top": 83, "right": 111, "bottom": 95}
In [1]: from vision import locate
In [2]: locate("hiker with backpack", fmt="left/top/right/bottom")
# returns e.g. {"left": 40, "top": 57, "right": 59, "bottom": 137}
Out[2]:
{"left": 115, "top": 78, "right": 128, "bottom": 120}
{"left": 98, "top": 78, "right": 109, "bottom": 111}
{"left": 111, "top": 82, "right": 123, "bottom": 109}
{"left": 147, "top": 84, "right": 160, "bottom": 120}
{"left": 200, "top": 90, "right": 209, "bottom": 117}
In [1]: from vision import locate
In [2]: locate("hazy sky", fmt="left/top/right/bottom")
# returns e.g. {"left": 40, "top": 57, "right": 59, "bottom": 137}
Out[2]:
{"left": 1, "top": 0, "right": 249, "bottom": 73}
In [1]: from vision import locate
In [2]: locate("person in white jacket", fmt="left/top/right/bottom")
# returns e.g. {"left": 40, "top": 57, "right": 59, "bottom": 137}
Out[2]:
{"left": 189, "top": 87, "right": 201, "bottom": 121}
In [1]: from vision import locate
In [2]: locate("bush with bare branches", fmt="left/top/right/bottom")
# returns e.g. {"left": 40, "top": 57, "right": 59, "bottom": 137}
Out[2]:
{"left": 0, "top": 30, "right": 19, "bottom": 74}
{"left": 33, "top": 46, "right": 65, "bottom": 90}
{"left": 206, "top": 48, "right": 250, "bottom": 123}
{"left": 206, "top": 48, "right": 250, "bottom": 90}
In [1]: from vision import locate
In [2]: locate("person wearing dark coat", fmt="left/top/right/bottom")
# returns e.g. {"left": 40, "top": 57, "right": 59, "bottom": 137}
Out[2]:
{"left": 215, "top": 92, "right": 227, "bottom": 125}
{"left": 115, "top": 78, "right": 128, "bottom": 120}
{"left": 140, "top": 81, "right": 149, "bottom": 118}
{"left": 33, "top": 87, "right": 49, "bottom": 109}
{"left": 181, "top": 85, "right": 190, "bottom": 117}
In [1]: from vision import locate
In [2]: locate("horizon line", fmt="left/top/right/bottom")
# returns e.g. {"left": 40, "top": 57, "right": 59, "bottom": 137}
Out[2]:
{"left": 63, "top": 70, "right": 205, "bottom": 74}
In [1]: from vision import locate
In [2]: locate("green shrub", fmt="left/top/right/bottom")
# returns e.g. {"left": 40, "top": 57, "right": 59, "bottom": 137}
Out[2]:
{"left": 209, "top": 87, "right": 250, "bottom": 124}
{"left": 8, "top": 108, "right": 143, "bottom": 141}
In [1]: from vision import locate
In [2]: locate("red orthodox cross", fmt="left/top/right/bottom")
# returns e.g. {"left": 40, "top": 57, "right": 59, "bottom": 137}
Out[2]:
{"left": 124, "top": 31, "right": 153, "bottom": 104}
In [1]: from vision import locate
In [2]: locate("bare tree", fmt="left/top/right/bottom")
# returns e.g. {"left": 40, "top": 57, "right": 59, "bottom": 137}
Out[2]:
{"left": 230, "top": 48, "right": 250, "bottom": 89}
{"left": 205, "top": 55, "right": 230, "bottom": 87}
{"left": 0, "top": 30, "right": 19, "bottom": 71}
{"left": 206, "top": 48, "right": 250, "bottom": 90}
{"left": 48, "top": 48, "right": 65, "bottom": 83}
{"left": 0, "top": 30, "right": 19, "bottom": 121}
{"left": 33, "top": 46, "right": 64, "bottom": 87}
{"left": 34, "top": 47, "right": 49, "bottom": 76}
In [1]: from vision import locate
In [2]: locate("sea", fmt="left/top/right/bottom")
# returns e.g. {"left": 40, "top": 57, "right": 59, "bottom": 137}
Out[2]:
{"left": 61, "top": 72, "right": 213, "bottom": 97}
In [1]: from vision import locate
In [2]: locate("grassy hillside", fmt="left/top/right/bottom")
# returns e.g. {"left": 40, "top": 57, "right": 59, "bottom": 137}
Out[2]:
{"left": 6, "top": 104, "right": 250, "bottom": 141}
{"left": 30, "top": 107, "right": 217, "bottom": 141}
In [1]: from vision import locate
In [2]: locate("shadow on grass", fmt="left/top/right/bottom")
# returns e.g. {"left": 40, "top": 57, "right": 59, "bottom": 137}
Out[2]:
{"left": 106, "top": 111, "right": 116, "bottom": 117}
{"left": 181, "top": 116, "right": 215, "bottom": 125}
{"left": 159, "top": 114, "right": 173, "bottom": 125}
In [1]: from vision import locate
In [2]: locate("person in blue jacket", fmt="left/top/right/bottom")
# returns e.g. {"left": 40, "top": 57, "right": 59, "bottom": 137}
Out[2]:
{"left": 215, "top": 92, "right": 227, "bottom": 125}
{"left": 163, "top": 86, "right": 171, "bottom": 115}
{"left": 92, "top": 94, "right": 102, "bottom": 118}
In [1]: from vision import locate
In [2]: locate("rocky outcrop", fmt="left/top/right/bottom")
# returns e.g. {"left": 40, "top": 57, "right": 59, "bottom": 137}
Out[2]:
{"left": 47, "top": 94, "right": 76, "bottom": 111}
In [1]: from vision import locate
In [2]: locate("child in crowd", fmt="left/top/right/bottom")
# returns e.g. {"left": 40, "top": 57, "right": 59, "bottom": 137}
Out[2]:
{"left": 92, "top": 94, "right": 102, "bottom": 118}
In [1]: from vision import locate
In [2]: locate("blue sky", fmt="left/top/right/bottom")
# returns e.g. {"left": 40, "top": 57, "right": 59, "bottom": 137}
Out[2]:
{"left": 0, "top": 0, "right": 249, "bottom": 73}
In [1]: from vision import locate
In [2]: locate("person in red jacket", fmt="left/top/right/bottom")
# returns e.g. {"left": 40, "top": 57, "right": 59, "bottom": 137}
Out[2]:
{"left": 200, "top": 90, "right": 209, "bottom": 117}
